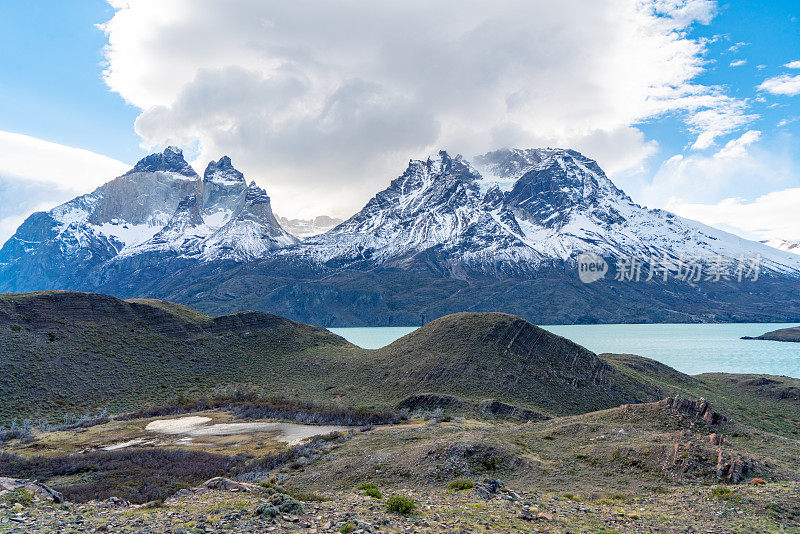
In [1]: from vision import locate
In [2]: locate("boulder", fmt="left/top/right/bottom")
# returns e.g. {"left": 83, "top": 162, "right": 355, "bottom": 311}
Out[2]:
{"left": 471, "top": 478, "right": 505, "bottom": 499}
{"left": 202, "top": 477, "right": 263, "bottom": 493}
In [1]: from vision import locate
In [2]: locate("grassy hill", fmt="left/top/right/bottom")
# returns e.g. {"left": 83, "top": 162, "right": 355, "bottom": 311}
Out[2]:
{"left": 0, "top": 291, "right": 352, "bottom": 421}
{"left": 2, "top": 291, "right": 798, "bottom": 440}
{"left": 742, "top": 325, "right": 800, "bottom": 342}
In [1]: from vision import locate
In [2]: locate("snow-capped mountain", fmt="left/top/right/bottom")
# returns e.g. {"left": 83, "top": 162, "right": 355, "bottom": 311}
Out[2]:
{"left": 0, "top": 148, "right": 295, "bottom": 290}
{"left": 763, "top": 238, "right": 800, "bottom": 255}
{"left": 123, "top": 154, "right": 297, "bottom": 261}
{"left": 277, "top": 215, "right": 343, "bottom": 237}
{"left": 304, "top": 151, "right": 539, "bottom": 272}
{"left": 304, "top": 148, "right": 800, "bottom": 274}
{"left": 2, "top": 145, "right": 800, "bottom": 326}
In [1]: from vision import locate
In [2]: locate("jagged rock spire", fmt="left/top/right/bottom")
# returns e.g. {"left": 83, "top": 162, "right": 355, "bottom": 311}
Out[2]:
{"left": 204, "top": 156, "right": 245, "bottom": 184}
{"left": 126, "top": 146, "right": 197, "bottom": 177}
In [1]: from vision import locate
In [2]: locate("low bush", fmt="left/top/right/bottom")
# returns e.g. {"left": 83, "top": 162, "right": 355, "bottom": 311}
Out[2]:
{"left": 711, "top": 487, "right": 732, "bottom": 500}
{"left": 233, "top": 431, "right": 347, "bottom": 481}
{"left": 447, "top": 478, "right": 475, "bottom": 491}
{"left": 479, "top": 455, "right": 502, "bottom": 471}
{"left": 386, "top": 494, "right": 417, "bottom": 515}
{"left": 118, "top": 392, "right": 403, "bottom": 427}
{"left": 0, "top": 433, "right": 343, "bottom": 505}
{"left": 0, "top": 449, "right": 239, "bottom": 504}
{"left": 364, "top": 487, "right": 382, "bottom": 499}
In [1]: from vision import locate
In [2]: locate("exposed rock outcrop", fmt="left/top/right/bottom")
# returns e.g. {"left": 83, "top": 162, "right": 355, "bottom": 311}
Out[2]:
{"left": 661, "top": 396, "right": 726, "bottom": 425}
{"left": 202, "top": 477, "right": 265, "bottom": 493}
{"left": 716, "top": 449, "right": 756, "bottom": 484}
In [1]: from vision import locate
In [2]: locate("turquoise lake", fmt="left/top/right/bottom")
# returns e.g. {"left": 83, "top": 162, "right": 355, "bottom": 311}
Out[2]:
{"left": 329, "top": 323, "right": 800, "bottom": 378}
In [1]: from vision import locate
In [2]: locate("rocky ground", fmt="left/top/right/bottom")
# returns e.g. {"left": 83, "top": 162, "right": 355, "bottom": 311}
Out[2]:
{"left": 2, "top": 477, "right": 799, "bottom": 533}
{"left": 3, "top": 394, "right": 800, "bottom": 533}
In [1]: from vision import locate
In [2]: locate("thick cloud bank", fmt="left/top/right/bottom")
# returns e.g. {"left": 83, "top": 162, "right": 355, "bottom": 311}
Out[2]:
{"left": 100, "top": 0, "right": 749, "bottom": 219}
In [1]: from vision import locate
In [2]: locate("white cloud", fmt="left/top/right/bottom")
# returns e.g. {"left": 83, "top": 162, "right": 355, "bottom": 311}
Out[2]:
{"left": 686, "top": 97, "right": 757, "bottom": 150}
{"left": 0, "top": 131, "right": 130, "bottom": 244}
{"left": 784, "top": 60, "right": 800, "bottom": 69}
{"left": 758, "top": 74, "right": 800, "bottom": 96}
{"left": 99, "top": 0, "right": 752, "bottom": 219}
{"left": 670, "top": 189, "right": 800, "bottom": 241}
{"left": 715, "top": 129, "right": 760, "bottom": 158}
{"left": 729, "top": 59, "right": 746, "bottom": 67}
{"left": 641, "top": 130, "right": 797, "bottom": 212}
{"left": 727, "top": 42, "right": 749, "bottom": 53}
{"left": 0, "top": 131, "right": 130, "bottom": 190}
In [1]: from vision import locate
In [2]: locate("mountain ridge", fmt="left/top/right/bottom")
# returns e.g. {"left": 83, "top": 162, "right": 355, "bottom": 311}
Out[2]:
{"left": 2, "top": 146, "right": 800, "bottom": 325}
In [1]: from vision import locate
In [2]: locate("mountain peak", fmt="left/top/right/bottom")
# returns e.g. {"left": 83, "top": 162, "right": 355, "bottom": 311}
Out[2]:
{"left": 204, "top": 156, "right": 245, "bottom": 185}
{"left": 126, "top": 146, "right": 197, "bottom": 178}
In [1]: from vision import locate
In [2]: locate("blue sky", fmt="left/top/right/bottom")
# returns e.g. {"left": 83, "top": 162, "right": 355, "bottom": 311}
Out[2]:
{"left": 0, "top": 0, "right": 799, "bottom": 243}
{"left": 0, "top": 1, "right": 141, "bottom": 162}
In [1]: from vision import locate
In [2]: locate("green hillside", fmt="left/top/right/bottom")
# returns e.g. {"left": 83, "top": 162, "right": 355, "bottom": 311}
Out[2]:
{"left": 2, "top": 291, "right": 798, "bottom": 440}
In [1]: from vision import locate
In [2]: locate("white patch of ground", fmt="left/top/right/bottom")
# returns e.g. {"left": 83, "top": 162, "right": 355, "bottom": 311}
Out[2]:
{"left": 144, "top": 416, "right": 212, "bottom": 434}
{"left": 102, "top": 438, "right": 154, "bottom": 451}
{"left": 144, "top": 416, "right": 349, "bottom": 445}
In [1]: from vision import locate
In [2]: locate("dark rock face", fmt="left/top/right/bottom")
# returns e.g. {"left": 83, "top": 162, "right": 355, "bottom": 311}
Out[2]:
{"left": 478, "top": 399, "right": 548, "bottom": 421}
{"left": 397, "top": 394, "right": 463, "bottom": 411}
{"left": 125, "top": 146, "right": 198, "bottom": 177}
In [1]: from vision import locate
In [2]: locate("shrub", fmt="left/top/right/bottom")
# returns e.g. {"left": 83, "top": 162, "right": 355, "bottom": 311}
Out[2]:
{"left": 711, "top": 487, "right": 732, "bottom": 500}
{"left": 386, "top": 495, "right": 417, "bottom": 515}
{"left": 447, "top": 479, "right": 475, "bottom": 491}
{"left": 479, "top": 456, "right": 502, "bottom": 471}
{"left": 254, "top": 503, "right": 280, "bottom": 518}
{"left": 563, "top": 493, "right": 578, "bottom": 500}
{"left": 118, "top": 392, "right": 403, "bottom": 426}
{"left": 269, "top": 492, "right": 304, "bottom": 515}
{"left": 339, "top": 523, "right": 356, "bottom": 533}
{"left": 357, "top": 482, "right": 378, "bottom": 491}
{"left": 364, "top": 487, "right": 382, "bottom": 499}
